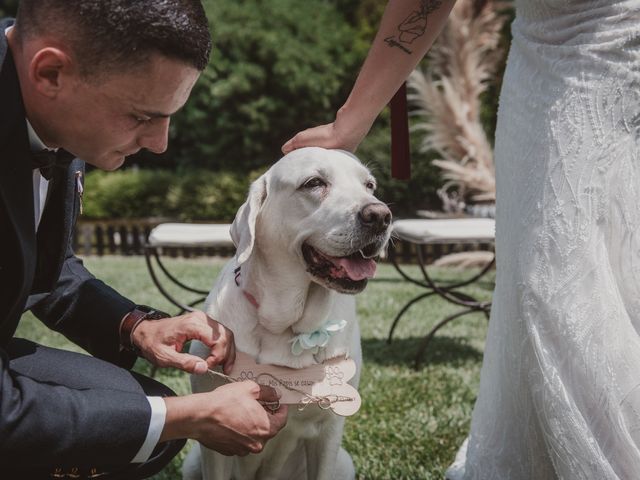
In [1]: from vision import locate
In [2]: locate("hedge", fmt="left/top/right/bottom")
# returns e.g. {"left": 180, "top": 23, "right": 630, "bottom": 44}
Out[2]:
{"left": 82, "top": 168, "right": 264, "bottom": 222}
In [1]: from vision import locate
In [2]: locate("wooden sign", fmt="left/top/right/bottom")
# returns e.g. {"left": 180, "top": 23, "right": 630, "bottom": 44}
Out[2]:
{"left": 225, "top": 352, "right": 361, "bottom": 417}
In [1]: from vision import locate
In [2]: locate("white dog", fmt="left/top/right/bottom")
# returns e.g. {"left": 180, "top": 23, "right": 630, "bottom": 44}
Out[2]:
{"left": 183, "top": 147, "right": 392, "bottom": 480}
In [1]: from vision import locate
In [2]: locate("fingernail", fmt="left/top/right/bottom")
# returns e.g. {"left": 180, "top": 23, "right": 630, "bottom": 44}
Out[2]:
{"left": 194, "top": 361, "right": 208, "bottom": 375}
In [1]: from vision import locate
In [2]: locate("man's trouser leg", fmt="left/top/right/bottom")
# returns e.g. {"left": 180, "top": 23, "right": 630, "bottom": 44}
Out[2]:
{"left": 3, "top": 338, "right": 187, "bottom": 480}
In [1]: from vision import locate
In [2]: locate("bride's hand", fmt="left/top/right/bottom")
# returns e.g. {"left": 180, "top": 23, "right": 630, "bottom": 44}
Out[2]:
{"left": 281, "top": 107, "right": 374, "bottom": 154}
{"left": 282, "top": 0, "right": 455, "bottom": 155}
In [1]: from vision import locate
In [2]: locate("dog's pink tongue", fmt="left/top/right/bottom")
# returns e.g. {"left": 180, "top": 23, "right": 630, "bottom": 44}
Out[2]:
{"left": 333, "top": 257, "right": 377, "bottom": 281}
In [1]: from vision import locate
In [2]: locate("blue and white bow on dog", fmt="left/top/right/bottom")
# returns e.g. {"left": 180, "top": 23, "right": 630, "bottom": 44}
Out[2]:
{"left": 290, "top": 319, "right": 348, "bottom": 356}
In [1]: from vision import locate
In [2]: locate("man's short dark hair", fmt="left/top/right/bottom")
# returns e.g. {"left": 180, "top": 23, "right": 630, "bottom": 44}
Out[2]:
{"left": 15, "top": 0, "right": 212, "bottom": 76}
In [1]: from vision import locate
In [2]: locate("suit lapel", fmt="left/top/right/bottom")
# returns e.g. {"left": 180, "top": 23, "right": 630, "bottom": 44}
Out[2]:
{"left": 33, "top": 161, "right": 82, "bottom": 292}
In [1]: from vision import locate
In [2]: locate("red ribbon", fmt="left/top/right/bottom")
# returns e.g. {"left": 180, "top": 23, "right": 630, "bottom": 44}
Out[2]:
{"left": 390, "top": 82, "right": 411, "bottom": 180}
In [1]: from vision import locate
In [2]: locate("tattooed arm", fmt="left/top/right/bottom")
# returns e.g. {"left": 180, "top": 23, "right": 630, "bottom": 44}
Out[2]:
{"left": 282, "top": 0, "right": 456, "bottom": 154}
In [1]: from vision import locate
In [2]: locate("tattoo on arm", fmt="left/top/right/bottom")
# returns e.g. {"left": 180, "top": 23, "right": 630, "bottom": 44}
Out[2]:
{"left": 384, "top": 0, "right": 445, "bottom": 55}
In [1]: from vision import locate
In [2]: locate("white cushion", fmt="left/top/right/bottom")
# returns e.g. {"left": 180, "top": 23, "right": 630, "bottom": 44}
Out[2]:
{"left": 392, "top": 218, "right": 495, "bottom": 244}
{"left": 147, "top": 223, "right": 234, "bottom": 247}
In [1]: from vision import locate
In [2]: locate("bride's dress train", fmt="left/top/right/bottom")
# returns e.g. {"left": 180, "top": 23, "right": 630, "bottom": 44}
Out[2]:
{"left": 447, "top": 1, "right": 640, "bottom": 478}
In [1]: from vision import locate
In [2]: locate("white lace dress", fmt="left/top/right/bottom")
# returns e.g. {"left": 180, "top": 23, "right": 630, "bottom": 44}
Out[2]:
{"left": 447, "top": 1, "right": 640, "bottom": 478}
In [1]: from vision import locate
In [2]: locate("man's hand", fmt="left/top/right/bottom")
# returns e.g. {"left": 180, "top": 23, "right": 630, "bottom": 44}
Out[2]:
{"left": 161, "top": 381, "right": 289, "bottom": 456}
{"left": 131, "top": 310, "right": 235, "bottom": 374}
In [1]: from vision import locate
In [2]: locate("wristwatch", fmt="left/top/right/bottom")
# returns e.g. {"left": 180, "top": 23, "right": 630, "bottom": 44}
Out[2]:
{"left": 119, "top": 305, "right": 170, "bottom": 352}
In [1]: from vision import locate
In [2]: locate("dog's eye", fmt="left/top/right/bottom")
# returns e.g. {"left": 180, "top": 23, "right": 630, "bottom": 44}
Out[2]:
{"left": 302, "top": 177, "right": 327, "bottom": 189}
{"left": 365, "top": 181, "right": 376, "bottom": 191}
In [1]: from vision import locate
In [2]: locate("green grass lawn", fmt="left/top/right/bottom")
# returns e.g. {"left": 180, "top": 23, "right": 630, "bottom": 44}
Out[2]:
{"left": 16, "top": 256, "right": 493, "bottom": 480}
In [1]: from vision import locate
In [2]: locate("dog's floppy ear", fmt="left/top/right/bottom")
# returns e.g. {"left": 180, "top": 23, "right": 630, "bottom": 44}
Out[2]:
{"left": 231, "top": 174, "right": 268, "bottom": 265}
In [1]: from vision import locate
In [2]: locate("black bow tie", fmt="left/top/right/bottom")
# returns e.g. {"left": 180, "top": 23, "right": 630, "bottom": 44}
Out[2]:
{"left": 31, "top": 148, "right": 75, "bottom": 180}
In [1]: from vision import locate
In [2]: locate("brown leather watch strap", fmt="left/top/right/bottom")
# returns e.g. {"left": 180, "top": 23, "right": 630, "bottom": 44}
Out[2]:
{"left": 119, "top": 305, "right": 170, "bottom": 352}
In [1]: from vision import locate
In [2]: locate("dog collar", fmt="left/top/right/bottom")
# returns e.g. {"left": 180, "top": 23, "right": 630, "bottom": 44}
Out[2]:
{"left": 290, "top": 318, "right": 347, "bottom": 356}
{"left": 243, "top": 291, "right": 259, "bottom": 309}
{"left": 234, "top": 266, "right": 260, "bottom": 308}
{"left": 233, "top": 265, "right": 347, "bottom": 355}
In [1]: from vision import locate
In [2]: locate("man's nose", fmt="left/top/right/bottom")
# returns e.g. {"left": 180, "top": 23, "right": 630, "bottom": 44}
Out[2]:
{"left": 138, "top": 117, "right": 170, "bottom": 154}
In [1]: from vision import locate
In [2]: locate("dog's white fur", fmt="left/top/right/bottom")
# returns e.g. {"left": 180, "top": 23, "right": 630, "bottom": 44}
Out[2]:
{"left": 182, "top": 148, "right": 391, "bottom": 480}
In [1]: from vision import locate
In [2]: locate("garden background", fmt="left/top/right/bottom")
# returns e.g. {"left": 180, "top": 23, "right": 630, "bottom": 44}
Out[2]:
{"left": 1, "top": 0, "right": 509, "bottom": 223}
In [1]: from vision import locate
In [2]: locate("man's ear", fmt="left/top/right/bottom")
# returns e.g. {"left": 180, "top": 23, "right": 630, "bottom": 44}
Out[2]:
{"left": 29, "top": 47, "right": 73, "bottom": 98}
{"left": 230, "top": 174, "right": 269, "bottom": 265}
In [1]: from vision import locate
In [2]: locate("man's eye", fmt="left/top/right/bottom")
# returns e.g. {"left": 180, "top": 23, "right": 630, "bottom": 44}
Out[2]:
{"left": 133, "top": 115, "right": 151, "bottom": 125}
{"left": 301, "top": 177, "right": 327, "bottom": 189}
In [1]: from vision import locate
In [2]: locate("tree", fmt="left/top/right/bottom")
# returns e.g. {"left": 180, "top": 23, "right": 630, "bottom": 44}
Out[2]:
{"left": 165, "top": 0, "right": 361, "bottom": 171}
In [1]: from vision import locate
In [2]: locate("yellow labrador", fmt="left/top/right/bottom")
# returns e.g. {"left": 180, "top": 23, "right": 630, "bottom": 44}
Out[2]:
{"left": 183, "top": 147, "right": 392, "bottom": 480}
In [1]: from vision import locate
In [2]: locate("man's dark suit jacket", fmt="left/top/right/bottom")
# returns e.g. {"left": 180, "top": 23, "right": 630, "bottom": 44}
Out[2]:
{"left": 0, "top": 19, "right": 153, "bottom": 467}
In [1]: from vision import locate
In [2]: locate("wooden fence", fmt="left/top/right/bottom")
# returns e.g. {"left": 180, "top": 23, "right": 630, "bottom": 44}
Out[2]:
{"left": 74, "top": 219, "right": 493, "bottom": 264}
{"left": 73, "top": 219, "right": 237, "bottom": 257}
{"left": 73, "top": 219, "right": 155, "bottom": 256}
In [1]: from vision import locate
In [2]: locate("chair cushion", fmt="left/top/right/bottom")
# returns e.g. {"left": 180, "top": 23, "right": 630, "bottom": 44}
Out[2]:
{"left": 392, "top": 218, "right": 495, "bottom": 244}
{"left": 147, "top": 223, "right": 234, "bottom": 247}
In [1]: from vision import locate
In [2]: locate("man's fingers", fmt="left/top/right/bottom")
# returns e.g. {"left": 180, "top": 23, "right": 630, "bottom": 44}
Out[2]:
{"left": 270, "top": 404, "right": 289, "bottom": 431}
{"left": 185, "top": 314, "right": 231, "bottom": 345}
{"left": 162, "top": 349, "right": 208, "bottom": 374}
{"left": 182, "top": 313, "right": 235, "bottom": 371}
{"left": 203, "top": 338, "right": 235, "bottom": 372}
{"left": 256, "top": 384, "right": 280, "bottom": 403}
{"left": 222, "top": 340, "right": 236, "bottom": 374}
{"left": 180, "top": 354, "right": 208, "bottom": 374}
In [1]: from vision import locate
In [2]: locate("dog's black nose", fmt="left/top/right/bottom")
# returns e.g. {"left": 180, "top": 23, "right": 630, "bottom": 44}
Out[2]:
{"left": 358, "top": 203, "right": 391, "bottom": 232}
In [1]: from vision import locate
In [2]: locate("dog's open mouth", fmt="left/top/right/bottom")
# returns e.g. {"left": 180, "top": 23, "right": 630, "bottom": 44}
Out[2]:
{"left": 302, "top": 242, "right": 379, "bottom": 293}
